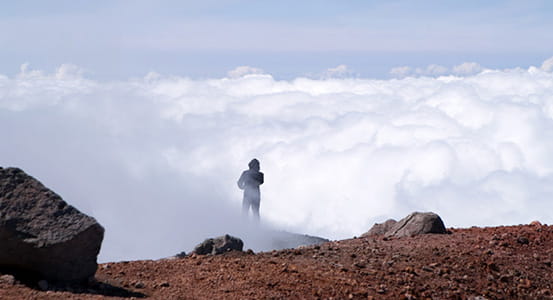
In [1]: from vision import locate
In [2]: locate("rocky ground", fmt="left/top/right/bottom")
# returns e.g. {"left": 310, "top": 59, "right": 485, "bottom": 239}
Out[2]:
{"left": 1, "top": 223, "right": 553, "bottom": 299}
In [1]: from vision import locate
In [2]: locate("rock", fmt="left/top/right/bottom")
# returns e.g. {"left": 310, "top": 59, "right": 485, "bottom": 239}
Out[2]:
{"left": 37, "top": 280, "right": 48, "bottom": 291}
{"left": 362, "top": 219, "right": 397, "bottom": 237}
{"left": 386, "top": 212, "right": 446, "bottom": 237}
{"left": 363, "top": 212, "right": 446, "bottom": 238}
{"left": 0, "top": 274, "right": 15, "bottom": 285}
{"left": 517, "top": 236, "right": 529, "bottom": 245}
{"left": 175, "top": 251, "right": 187, "bottom": 258}
{"left": 530, "top": 220, "right": 542, "bottom": 226}
{"left": 192, "top": 234, "right": 244, "bottom": 255}
{"left": 0, "top": 167, "right": 104, "bottom": 282}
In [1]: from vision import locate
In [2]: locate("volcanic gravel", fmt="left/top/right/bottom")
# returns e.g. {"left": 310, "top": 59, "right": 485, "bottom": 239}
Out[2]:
{"left": 1, "top": 223, "right": 553, "bottom": 299}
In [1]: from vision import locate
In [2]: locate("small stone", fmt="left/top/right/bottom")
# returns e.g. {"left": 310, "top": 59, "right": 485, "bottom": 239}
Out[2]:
{"left": 487, "top": 262, "right": 500, "bottom": 272}
{"left": 134, "top": 281, "right": 145, "bottom": 289}
{"left": 517, "top": 237, "right": 529, "bottom": 245}
{"left": 499, "top": 274, "right": 512, "bottom": 282}
{"left": 518, "top": 278, "right": 532, "bottom": 289}
{"left": 38, "top": 280, "right": 48, "bottom": 291}
{"left": 0, "top": 274, "right": 15, "bottom": 285}
{"left": 192, "top": 234, "right": 244, "bottom": 255}
{"left": 422, "top": 266, "right": 433, "bottom": 272}
{"left": 159, "top": 281, "right": 170, "bottom": 287}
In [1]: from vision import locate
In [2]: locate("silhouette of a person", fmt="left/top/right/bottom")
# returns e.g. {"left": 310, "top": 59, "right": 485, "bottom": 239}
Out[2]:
{"left": 237, "top": 158, "right": 264, "bottom": 220}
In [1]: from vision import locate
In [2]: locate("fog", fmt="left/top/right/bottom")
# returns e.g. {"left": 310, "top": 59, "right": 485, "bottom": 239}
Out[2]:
{"left": 1, "top": 59, "right": 553, "bottom": 262}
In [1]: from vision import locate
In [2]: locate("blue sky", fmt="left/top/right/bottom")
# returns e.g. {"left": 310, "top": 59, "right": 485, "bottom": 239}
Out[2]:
{"left": 1, "top": 0, "right": 552, "bottom": 79}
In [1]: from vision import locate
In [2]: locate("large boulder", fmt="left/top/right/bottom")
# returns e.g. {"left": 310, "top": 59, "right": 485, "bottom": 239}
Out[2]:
{"left": 192, "top": 234, "right": 243, "bottom": 255}
{"left": 0, "top": 167, "right": 104, "bottom": 282}
{"left": 361, "top": 219, "right": 397, "bottom": 237}
{"left": 364, "top": 212, "right": 447, "bottom": 238}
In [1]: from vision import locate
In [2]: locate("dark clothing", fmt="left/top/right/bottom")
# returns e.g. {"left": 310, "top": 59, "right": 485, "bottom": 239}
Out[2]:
{"left": 238, "top": 169, "right": 264, "bottom": 219}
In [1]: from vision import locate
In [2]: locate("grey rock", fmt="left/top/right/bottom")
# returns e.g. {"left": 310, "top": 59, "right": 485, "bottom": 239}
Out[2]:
{"left": 0, "top": 274, "right": 15, "bottom": 285}
{"left": 362, "top": 219, "right": 397, "bottom": 237}
{"left": 386, "top": 212, "right": 446, "bottom": 237}
{"left": 363, "top": 212, "right": 446, "bottom": 238}
{"left": 193, "top": 234, "right": 244, "bottom": 255}
{"left": 37, "top": 279, "right": 48, "bottom": 291}
{"left": 0, "top": 167, "right": 104, "bottom": 282}
{"left": 468, "top": 297, "right": 488, "bottom": 300}
{"left": 175, "top": 251, "right": 187, "bottom": 258}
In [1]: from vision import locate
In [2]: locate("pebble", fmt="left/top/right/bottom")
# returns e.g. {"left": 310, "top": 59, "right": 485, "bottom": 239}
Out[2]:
{"left": 37, "top": 280, "right": 48, "bottom": 291}
{"left": 0, "top": 274, "right": 15, "bottom": 285}
{"left": 517, "top": 237, "right": 529, "bottom": 245}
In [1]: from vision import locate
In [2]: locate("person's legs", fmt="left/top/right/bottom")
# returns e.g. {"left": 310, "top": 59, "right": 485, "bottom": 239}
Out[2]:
{"left": 252, "top": 200, "right": 260, "bottom": 222}
{"left": 242, "top": 198, "right": 250, "bottom": 216}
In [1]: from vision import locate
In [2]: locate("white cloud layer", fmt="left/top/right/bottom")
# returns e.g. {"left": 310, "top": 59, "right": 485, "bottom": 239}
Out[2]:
{"left": 391, "top": 62, "right": 485, "bottom": 78}
{"left": 2, "top": 58, "right": 553, "bottom": 262}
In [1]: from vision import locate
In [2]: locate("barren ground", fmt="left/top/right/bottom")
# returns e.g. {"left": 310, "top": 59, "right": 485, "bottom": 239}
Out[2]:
{"left": 1, "top": 223, "right": 553, "bottom": 299}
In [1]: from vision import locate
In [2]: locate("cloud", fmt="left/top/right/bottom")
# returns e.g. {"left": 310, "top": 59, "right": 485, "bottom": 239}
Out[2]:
{"left": 390, "top": 62, "right": 486, "bottom": 78}
{"left": 453, "top": 62, "right": 483, "bottom": 75}
{"left": 389, "top": 64, "right": 449, "bottom": 77}
{"left": 321, "top": 64, "right": 355, "bottom": 78}
{"left": 227, "top": 66, "right": 265, "bottom": 78}
{"left": 416, "top": 64, "right": 448, "bottom": 76}
{"left": 389, "top": 66, "right": 412, "bottom": 78}
{"left": 2, "top": 59, "right": 553, "bottom": 262}
{"left": 542, "top": 56, "right": 553, "bottom": 72}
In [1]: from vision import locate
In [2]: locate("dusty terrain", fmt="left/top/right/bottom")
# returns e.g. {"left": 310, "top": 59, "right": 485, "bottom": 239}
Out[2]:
{"left": 1, "top": 223, "right": 553, "bottom": 299}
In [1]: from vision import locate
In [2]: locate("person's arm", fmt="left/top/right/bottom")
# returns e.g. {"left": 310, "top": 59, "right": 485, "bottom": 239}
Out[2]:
{"left": 259, "top": 172, "right": 264, "bottom": 185}
{"left": 237, "top": 171, "right": 246, "bottom": 189}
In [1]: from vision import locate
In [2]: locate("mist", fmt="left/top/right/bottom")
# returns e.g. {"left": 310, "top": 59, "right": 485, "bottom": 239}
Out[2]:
{"left": 1, "top": 59, "right": 553, "bottom": 262}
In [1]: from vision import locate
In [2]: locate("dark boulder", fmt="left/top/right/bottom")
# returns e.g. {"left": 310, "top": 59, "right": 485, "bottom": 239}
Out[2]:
{"left": 0, "top": 167, "right": 104, "bottom": 282}
{"left": 362, "top": 219, "right": 397, "bottom": 237}
{"left": 192, "top": 234, "right": 243, "bottom": 255}
{"left": 364, "top": 212, "right": 446, "bottom": 238}
{"left": 387, "top": 212, "right": 447, "bottom": 237}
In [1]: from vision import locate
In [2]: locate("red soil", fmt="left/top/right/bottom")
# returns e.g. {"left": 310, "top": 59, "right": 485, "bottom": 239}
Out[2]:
{"left": 1, "top": 223, "right": 553, "bottom": 299}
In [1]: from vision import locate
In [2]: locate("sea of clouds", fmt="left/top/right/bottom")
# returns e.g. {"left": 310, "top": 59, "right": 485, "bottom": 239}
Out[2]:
{"left": 1, "top": 58, "right": 553, "bottom": 262}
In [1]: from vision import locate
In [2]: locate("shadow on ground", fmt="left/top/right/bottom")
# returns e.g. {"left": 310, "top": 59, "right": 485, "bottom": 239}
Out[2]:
{"left": 0, "top": 268, "right": 146, "bottom": 298}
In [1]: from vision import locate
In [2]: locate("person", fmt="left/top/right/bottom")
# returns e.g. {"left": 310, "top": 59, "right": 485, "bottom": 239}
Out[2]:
{"left": 237, "top": 158, "right": 264, "bottom": 221}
